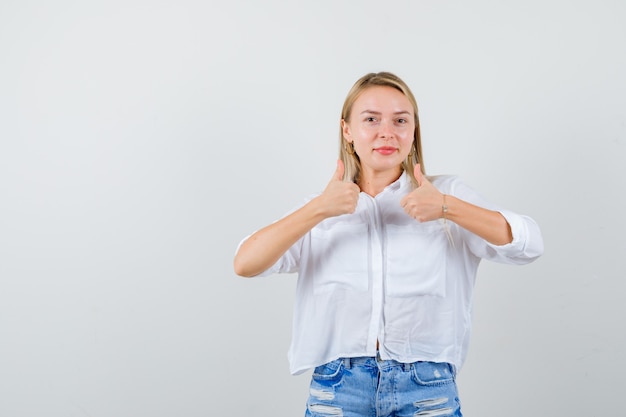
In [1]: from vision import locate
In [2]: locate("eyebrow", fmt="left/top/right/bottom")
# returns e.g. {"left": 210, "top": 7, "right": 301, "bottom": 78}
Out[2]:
{"left": 360, "top": 110, "right": 412, "bottom": 116}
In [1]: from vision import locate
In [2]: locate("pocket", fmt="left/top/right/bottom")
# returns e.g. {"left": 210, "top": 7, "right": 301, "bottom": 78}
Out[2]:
{"left": 385, "top": 223, "right": 448, "bottom": 298}
{"left": 311, "top": 359, "right": 345, "bottom": 384}
{"left": 310, "top": 223, "right": 369, "bottom": 294}
{"left": 410, "top": 361, "right": 455, "bottom": 386}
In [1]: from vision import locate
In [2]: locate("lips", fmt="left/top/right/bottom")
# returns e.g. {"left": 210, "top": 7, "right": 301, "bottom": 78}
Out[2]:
{"left": 374, "top": 146, "right": 398, "bottom": 155}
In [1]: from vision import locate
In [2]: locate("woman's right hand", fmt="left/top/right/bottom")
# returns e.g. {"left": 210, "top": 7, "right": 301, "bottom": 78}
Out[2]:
{"left": 315, "top": 160, "right": 360, "bottom": 218}
{"left": 234, "top": 160, "right": 360, "bottom": 277}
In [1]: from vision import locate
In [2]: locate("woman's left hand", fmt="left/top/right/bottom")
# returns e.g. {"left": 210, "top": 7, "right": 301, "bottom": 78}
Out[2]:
{"left": 400, "top": 164, "right": 444, "bottom": 222}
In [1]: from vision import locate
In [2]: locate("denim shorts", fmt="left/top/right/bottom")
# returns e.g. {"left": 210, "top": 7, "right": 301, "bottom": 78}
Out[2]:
{"left": 305, "top": 356, "right": 462, "bottom": 417}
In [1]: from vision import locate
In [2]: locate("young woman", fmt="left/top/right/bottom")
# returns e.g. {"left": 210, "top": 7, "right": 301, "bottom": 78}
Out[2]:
{"left": 234, "top": 72, "right": 543, "bottom": 417}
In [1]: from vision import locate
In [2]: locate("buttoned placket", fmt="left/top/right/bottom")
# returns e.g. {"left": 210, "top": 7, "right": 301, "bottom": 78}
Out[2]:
{"left": 362, "top": 192, "right": 384, "bottom": 355}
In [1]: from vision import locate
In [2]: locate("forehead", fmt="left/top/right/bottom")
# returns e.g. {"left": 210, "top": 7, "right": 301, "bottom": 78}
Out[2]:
{"left": 352, "top": 85, "right": 413, "bottom": 112}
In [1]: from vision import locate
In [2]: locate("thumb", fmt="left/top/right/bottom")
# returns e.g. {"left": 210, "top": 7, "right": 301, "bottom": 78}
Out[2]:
{"left": 413, "top": 163, "right": 425, "bottom": 186}
{"left": 332, "top": 159, "right": 345, "bottom": 182}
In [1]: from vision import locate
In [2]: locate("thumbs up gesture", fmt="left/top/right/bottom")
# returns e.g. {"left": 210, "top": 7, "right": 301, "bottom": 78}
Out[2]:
{"left": 400, "top": 164, "right": 444, "bottom": 222}
{"left": 316, "top": 160, "right": 360, "bottom": 218}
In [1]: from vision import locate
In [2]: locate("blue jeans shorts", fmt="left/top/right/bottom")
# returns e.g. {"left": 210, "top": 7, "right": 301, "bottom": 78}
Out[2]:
{"left": 305, "top": 356, "right": 462, "bottom": 417}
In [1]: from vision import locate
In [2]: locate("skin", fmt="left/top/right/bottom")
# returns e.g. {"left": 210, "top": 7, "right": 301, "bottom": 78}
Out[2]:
{"left": 233, "top": 86, "right": 512, "bottom": 278}
{"left": 342, "top": 86, "right": 415, "bottom": 196}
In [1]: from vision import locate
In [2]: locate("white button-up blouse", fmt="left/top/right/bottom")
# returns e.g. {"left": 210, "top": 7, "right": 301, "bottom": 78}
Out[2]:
{"left": 242, "top": 171, "right": 544, "bottom": 375}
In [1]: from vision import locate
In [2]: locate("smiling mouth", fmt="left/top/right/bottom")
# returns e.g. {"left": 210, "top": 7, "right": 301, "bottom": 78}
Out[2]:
{"left": 374, "top": 147, "right": 398, "bottom": 155}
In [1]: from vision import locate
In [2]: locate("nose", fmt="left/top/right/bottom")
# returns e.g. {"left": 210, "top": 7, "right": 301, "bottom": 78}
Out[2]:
{"left": 379, "top": 120, "right": 394, "bottom": 139}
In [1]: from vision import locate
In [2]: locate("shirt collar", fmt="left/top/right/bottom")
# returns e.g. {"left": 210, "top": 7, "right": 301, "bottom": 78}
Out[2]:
{"left": 388, "top": 170, "right": 410, "bottom": 192}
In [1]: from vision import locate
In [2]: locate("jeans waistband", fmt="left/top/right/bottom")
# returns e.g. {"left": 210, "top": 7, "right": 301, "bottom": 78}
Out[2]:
{"left": 341, "top": 356, "right": 456, "bottom": 376}
{"left": 342, "top": 356, "right": 413, "bottom": 371}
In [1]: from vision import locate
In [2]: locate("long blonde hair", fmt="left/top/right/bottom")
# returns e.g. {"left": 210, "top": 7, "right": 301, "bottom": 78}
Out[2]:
{"left": 339, "top": 72, "right": 423, "bottom": 187}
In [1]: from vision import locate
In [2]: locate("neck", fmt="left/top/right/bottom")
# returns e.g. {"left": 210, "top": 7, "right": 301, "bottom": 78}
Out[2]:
{"left": 358, "top": 168, "right": 403, "bottom": 197}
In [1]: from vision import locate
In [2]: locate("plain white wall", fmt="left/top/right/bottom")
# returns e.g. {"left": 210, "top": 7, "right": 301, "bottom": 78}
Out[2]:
{"left": 1, "top": 0, "right": 625, "bottom": 416}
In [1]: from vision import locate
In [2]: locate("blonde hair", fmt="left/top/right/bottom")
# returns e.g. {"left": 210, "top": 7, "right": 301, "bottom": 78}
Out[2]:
{"left": 339, "top": 72, "right": 423, "bottom": 188}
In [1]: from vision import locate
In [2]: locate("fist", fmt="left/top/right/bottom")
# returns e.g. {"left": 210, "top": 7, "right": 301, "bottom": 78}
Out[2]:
{"left": 319, "top": 160, "right": 360, "bottom": 217}
{"left": 400, "top": 164, "right": 443, "bottom": 222}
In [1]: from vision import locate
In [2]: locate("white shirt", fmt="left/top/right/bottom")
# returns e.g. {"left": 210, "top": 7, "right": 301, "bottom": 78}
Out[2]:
{"left": 244, "top": 172, "right": 544, "bottom": 375}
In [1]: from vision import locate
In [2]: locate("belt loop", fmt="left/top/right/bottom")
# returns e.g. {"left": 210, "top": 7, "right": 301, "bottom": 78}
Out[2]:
{"left": 404, "top": 362, "right": 411, "bottom": 372}
{"left": 343, "top": 358, "right": 351, "bottom": 369}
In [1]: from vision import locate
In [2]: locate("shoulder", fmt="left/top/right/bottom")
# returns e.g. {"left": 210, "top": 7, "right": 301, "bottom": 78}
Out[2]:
{"left": 428, "top": 175, "right": 484, "bottom": 201}
{"left": 428, "top": 174, "right": 462, "bottom": 191}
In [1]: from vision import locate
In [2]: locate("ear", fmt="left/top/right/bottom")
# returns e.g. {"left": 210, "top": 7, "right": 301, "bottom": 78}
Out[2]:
{"left": 341, "top": 119, "right": 352, "bottom": 141}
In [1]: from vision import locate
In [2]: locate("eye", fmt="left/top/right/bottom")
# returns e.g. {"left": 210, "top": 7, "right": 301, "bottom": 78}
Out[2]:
{"left": 396, "top": 118, "right": 408, "bottom": 124}
{"left": 365, "top": 117, "right": 377, "bottom": 122}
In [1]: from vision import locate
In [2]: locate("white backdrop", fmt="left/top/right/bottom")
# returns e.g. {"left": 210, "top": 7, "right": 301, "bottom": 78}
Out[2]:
{"left": 1, "top": 0, "right": 625, "bottom": 416}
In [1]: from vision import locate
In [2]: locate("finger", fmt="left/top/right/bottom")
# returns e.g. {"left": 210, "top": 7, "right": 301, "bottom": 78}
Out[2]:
{"left": 333, "top": 159, "right": 345, "bottom": 182}
{"left": 413, "top": 163, "right": 425, "bottom": 187}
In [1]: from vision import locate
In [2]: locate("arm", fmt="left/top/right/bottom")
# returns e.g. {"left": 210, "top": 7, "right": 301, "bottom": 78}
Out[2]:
{"left": 442, "top": 194, "right": 512, "bottom": 246}
{"left": 401, "top": 164, "right": 512, "bottom": 246}
{"left": 233, "top": 160, "right": 360, "bottom": 277}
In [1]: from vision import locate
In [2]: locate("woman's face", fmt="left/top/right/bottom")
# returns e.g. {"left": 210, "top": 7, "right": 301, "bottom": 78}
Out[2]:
{"left": 342, "top": 86, "right": 415, "bottom": 179}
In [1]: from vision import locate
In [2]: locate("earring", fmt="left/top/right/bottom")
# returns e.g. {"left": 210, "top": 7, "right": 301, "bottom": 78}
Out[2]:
{"left": 345, "top": 141, "right": 355, "bottom": 155}
{"left": 408, "top": 142, "right": 416, "bottom": 158}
